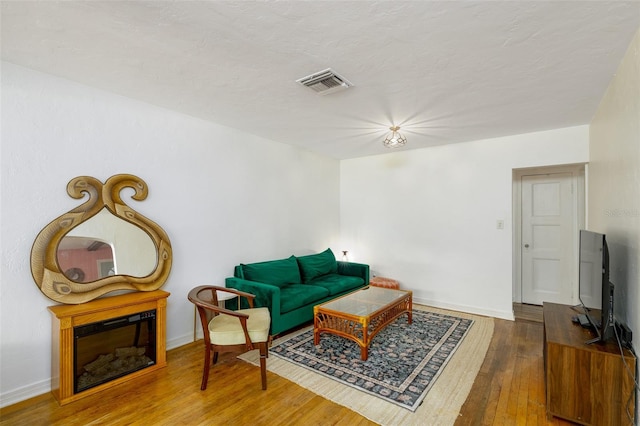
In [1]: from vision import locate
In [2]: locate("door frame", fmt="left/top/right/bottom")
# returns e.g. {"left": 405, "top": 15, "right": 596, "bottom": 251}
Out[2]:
{"left": 512, "top": 164, "right": 586, "bottom": 304}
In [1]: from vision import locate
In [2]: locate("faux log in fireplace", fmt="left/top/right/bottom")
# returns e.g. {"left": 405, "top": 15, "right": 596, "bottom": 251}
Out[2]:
{"left": 48, "top": 290, "right": 169, "bottom": 405}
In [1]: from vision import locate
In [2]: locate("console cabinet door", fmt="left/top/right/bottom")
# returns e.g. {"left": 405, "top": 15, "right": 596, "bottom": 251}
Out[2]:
{"left": 546, "top": 343, "right": 592, "bottom": 424}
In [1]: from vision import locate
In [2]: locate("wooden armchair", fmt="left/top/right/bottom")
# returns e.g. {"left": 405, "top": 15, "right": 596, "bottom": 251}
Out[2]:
{"left": 188, "top": 285, "right": 271, "bottom": 390}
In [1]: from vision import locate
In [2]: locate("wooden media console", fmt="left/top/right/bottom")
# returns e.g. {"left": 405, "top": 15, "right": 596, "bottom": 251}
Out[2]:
{"left": 543, "top": 302, "right": 636, "bottom": 425}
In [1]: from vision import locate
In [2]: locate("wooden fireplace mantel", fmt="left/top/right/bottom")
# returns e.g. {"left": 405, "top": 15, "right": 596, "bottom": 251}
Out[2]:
{"left": 48, "top": 290, "right": 170, "bottom": 405}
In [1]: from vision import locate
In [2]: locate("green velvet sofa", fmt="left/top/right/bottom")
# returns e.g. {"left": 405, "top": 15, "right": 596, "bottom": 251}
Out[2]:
{"left": 225, "top": 248, "right": 369, "bottom": 335}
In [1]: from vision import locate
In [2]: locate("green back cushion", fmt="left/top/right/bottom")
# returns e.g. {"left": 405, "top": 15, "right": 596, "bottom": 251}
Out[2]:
{"left": 241, "top": 256, "right": 301, "bottom": 288}
{"left": 296, "top": 248, "right": 338, "bottom": 283}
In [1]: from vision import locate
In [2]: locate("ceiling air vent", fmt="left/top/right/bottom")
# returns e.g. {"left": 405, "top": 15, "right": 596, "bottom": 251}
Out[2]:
{"left": 296, "top": 68, "right": 353, "bottom": 95}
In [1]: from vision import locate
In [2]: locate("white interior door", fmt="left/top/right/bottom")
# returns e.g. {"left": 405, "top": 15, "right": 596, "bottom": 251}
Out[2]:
{"left": 521, "top": 173, "right": 575, "bottom": 305}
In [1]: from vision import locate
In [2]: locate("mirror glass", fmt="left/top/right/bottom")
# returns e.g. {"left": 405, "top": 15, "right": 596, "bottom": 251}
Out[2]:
{"left": 57, "top": 208, "right": 157, "bottom": 282}
{"left": 57, "top": 236, "right": 115, "bottom": 282}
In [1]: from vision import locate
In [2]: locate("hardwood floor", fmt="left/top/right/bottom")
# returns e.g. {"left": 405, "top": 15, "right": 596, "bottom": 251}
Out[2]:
{"left": 456, "top": 304, "right": 572, "bottom": 426}
{"left": 512, "top": 302, "right": 544, "bottom": 324}
{"left": 1, "top": 305, "right": 573, "bottom": 426}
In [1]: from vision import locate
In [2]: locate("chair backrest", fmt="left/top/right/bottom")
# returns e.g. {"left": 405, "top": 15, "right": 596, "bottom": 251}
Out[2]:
{"left": 189, "top": 286, "right": 220, "bottom": 308}
{"left": 188, "top": 286, "right": 222, "bottom": 344}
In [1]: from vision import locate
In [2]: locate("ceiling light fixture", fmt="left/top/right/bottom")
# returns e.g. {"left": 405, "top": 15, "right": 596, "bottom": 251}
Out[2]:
{"left": 383, "top": 126, "right": 407, "bottom": 148}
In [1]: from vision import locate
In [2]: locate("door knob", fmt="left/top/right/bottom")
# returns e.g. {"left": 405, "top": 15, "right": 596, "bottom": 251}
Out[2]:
{"left": 524, "top": 244, "right": 530, "bottom": 248}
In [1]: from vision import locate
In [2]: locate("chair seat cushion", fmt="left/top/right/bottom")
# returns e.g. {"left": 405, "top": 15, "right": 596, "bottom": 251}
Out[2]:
{"left": 208, "top": 307, "right": 271, "bottom": 345}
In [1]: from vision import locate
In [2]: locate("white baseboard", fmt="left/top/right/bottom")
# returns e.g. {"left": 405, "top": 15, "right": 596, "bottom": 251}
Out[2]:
{"left": 413, "top": 296, "right": 515, "bottom": 321}
{"left": 167, "top": 333, "right": 194, "bottom": 350}
{"left": 0, "top": 378, "right": 50, "bottom": 409}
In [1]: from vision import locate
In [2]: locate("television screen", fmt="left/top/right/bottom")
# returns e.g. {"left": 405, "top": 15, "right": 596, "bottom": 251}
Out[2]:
{"left": 579, "top": 230, "right": 604, "bottom": 311}
{"left": 578, "top": 229, "right": 613, "bottom": 343}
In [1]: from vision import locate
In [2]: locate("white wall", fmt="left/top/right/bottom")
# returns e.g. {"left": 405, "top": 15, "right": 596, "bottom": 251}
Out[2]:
{"left": 0, "top": 62, "right": 340, "bottom": 406}
{"left": 340, "top": 126, "right": 589, "bottom": 319}
{"left": 588, "top": 29, "right": 639, "bottom": 362}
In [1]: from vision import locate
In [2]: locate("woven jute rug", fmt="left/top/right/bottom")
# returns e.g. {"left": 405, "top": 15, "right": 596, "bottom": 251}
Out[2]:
{"left": 239, "top": 305, "right": 494, "bottom": 425}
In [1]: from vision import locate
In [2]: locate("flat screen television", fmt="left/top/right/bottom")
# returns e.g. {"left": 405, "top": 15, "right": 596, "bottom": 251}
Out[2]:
{"left": 578, "top": 229, "right": 614, "bottom": 344}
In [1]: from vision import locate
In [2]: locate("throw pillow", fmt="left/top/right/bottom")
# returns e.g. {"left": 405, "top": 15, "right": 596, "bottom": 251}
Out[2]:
{"left": 241, "top": 256, "right": 301, "bottom": 288}
{"left": 296, "top": 248, "right": 338, "bottom": 283}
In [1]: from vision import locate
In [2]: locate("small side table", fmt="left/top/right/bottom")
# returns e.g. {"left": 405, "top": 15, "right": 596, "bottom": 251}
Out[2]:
{"left": 369, "top": 276, "right": 400, "bottom": 289}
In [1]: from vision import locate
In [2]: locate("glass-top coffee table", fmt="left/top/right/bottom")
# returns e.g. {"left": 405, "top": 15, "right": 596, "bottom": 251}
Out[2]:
{"left": 313, "top": 286, "right": 413, "bottom": 360}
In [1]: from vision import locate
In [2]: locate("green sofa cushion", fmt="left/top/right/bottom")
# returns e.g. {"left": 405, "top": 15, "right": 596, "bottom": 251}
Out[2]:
{"left": 241, "top": 256, "right": 301, "bottom": 288}
{"left": 310, "top": 274, "right": 365, "bottom": 296}
{"left": 279, "top": 284, "right": 330, "bottom": 314}
{"left": 296, "top": 248, "right": 338, "bottom": 283}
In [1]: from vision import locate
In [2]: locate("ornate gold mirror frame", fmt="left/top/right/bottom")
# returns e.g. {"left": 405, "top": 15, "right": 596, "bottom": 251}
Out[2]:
{"left": 31, "top": 174, "right": 172, "bottom": 304}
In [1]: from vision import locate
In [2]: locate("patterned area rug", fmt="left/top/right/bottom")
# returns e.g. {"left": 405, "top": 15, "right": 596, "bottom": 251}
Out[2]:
{"left": 271, "top": 310, "right": 473, "bottom": 411}
{"left": 239, "top": 305, "right": 494, "bottom": 425}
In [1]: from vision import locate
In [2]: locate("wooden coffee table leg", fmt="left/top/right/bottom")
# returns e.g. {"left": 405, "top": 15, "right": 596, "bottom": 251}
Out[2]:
{"left": 313, "top": 308, "right": 320, "bottom": 345}
{"left": 360, "top": 346, "right": 368, "bottom": 361}
{"left": 360, "top": 318, "right": 369, "bottom": 360}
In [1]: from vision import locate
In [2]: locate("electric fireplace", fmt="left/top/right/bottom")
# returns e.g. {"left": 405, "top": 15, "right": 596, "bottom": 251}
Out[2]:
{"left": 48, "top": 290, "right": 169, "bottom": 405}
{"left": 74, "top": 309, "right": 157, "bottom": 393}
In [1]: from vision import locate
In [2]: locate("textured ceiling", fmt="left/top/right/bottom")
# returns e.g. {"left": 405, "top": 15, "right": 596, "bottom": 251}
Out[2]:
{"left": 2, "top": 1, "right": 639, "bottom": 159}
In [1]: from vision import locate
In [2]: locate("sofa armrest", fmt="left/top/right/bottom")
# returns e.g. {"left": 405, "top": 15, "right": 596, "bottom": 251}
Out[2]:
{"left": 337, "top": 261, "right": 370, "bottom": 285}
{"left": 224, "top": 277, "right": 281, "bottom": 316}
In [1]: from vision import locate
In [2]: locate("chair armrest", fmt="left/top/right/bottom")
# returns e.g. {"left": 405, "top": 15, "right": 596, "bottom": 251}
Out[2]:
{"left": 188, "top": 284, "right": 256, "bottom": 306}
{"left": 192, "top": 299, "right": 251, "bottom": 319}
{"left": 212, "top": 285, "right": 257, "bottom": 300}
{"left": 337, "top": 261, "right": 370, "bottom": 284}
{"left": 188, "top": 285, "right": 253, "bottom": 315}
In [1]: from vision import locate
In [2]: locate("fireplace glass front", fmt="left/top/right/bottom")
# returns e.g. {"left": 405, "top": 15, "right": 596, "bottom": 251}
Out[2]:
{"left": 74, "top": 309, "right": 157, "bottom": 393}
